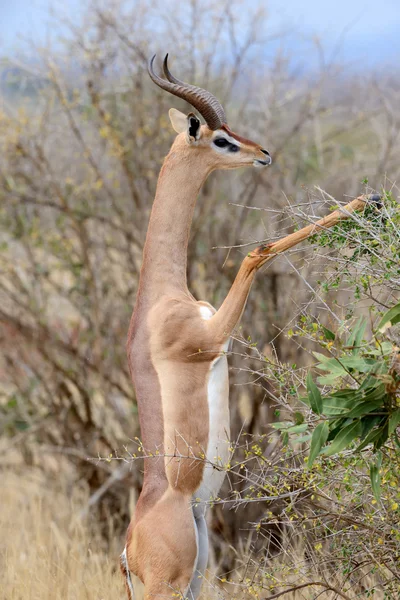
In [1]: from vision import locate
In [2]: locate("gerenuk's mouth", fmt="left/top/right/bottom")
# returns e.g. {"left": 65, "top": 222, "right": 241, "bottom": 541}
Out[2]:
{"left": 254, "top": 156, "right": 272, "bottom": 167}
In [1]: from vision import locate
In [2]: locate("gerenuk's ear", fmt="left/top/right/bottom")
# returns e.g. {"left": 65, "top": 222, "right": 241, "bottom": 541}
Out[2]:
{"left": 168, "top": 108, "right": 202, "bottom": 143}
{"left": 186, "top": 113, "right": 201, "bottom": 142}
{"left": 168, "top": 108, "right": 188, "bottom": 133}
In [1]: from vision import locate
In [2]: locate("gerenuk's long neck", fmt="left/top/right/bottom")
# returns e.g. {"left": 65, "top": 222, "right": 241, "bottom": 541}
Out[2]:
{"left": 140, "top": 139, "right": 211, "bottom": 294}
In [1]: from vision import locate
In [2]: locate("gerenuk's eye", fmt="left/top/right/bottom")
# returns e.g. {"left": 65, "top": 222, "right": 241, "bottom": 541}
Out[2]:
{"left": 213, "top": 138, "right": 229, "bottom": 148}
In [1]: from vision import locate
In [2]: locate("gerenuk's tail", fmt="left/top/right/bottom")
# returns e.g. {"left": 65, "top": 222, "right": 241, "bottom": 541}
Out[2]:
{"left": 120, "top": 547, "right": 136, "bottom": 600}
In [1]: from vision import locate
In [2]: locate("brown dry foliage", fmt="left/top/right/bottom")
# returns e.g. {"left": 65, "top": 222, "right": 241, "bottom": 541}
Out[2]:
{"left": 1, "top": 0, "right": 400, "bottom": 597}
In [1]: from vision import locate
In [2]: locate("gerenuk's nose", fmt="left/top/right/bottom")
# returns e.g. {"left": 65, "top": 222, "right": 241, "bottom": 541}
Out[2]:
{"left": 258, "top": 148, "right": 272, "bottom": 166}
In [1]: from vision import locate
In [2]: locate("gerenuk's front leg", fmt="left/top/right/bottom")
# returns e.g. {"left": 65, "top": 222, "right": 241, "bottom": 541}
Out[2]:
{"left": 206, "top": 194, "right": 373, "bottom": 345}
{"left": 205, "top": 250, "right": 266, "bottom": 345}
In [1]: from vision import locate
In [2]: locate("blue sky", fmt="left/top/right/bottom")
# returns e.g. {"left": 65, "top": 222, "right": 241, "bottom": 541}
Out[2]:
{"left": 1, "top": 0, "right": 399, "bottom": 67}
{"left": 269, "top": 0, "right": 400, "bottom": 66}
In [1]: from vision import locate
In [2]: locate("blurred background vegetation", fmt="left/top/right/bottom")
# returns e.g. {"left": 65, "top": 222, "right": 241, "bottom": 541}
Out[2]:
{"left": 0, "top": 0, "right": 399, "bottom": 598}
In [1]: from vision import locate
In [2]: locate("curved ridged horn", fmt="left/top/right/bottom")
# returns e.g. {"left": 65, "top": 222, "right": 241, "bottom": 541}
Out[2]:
{"left": 148, "top": 54, "right": 227, "bottom": 131}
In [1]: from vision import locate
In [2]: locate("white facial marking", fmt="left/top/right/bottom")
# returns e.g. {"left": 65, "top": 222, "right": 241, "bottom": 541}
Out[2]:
{"left": 213, "top": 132, "right": 241, "bottom": 146}
{"left": 211, "top": 132, "right": 241, "bottom": 154}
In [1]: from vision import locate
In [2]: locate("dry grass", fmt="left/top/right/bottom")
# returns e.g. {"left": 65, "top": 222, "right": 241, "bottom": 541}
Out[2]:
{"left": 1, "top": 469, "right": 124, "bottom": 600}
{"left": 2, "top": 466, "right": 389, "bottom": 600}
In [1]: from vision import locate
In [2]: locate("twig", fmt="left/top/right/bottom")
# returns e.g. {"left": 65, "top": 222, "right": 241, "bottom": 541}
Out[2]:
{"left": 262, "top": 580, "right": 352, "bottom": 600}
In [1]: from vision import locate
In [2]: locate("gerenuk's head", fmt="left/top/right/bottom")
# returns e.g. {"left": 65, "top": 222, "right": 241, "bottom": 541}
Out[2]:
{"left": 148, "top": 54, "right": 271, "bottom": 172}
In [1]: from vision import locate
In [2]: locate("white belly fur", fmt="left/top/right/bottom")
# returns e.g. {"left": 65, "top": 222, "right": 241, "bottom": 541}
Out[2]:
{"left": 195, "top": 305, "right": 230, "bottom": 511}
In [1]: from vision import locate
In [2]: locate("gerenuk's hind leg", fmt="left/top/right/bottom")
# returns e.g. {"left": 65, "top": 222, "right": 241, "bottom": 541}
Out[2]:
{"left": 188, "top": 506, "right": 209, "bottom": 600}
{"left": 126, "top": 487, "right": 198, "bottom": 599}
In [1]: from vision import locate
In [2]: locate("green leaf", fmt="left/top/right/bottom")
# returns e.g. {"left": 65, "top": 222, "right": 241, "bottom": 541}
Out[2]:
{"left": 346, "top": 317, "right": 366, "bottom": 353}
{"left": 362, "top": 383, "right": 387, "bottom": 402}
{"left": 388, "top": 410, "right": 400, "bottom": 436}
{"left": 359, "top": 375, "right": 382, "bottom": 391}
{"left": 370, "top": 462, "right": 381, "bottom": 502}
{"left": 321, "top": 395, "right": 354, "bottom": 416}
{"left": 365, "top": 342, "right": 393, "bottom": 357}
{"left": 300, "top": 394, "right": 311, "bottom": 407}
{"left": 307, "top": 373, "right": 322, "bottom": 415}
{"left": 338, "top": 357, "right": 377, "bottom": 372}
{"left": 293, "top": 434, "right": 312, "bottom": 444}
{"left": 313, "top": 351, "right": 334, "bottom": 365}
{"left": 271, "top": 421, "right": 293, "bottom": 430}
{"left": 375, "top": 422, "right": 389, "bottom": 450}
{"left": 377, "top": 302, "right": 400, "bottom": 332}
{"left": 327, "top": 418, "right": 348, "bottom": 441}
{"left": 323, "top": 420, "right": 362, "bottom": 456}
{"left": 356, "top": 425, "right": 384, "bottom": 451}
{"left": 317, "top": 372, "right": 346, "bottom": 386}
{"left": 313, "top": 352, "right": 332, "bottom": 364}
{"left": 316, "top": 357, "right": 379, "bottom": 384}
{"left": 286, "top": 423, "right": 308, "bottom": 434}
{"left": 322, "top": 326, "right": 335, "bottom": 341}
{"left": 294, "top": 411, "right": 305, "bottom": 425}
{"left": 313, "top": 353, "right": 345, "bottom": 373}
{"left": 360, "top": 415, "right": 383, "bottom": 439}
{"left": 308, "top": 421, "right": 329, "bottom": 468}
{"left": 344, "top": 400, "right": 384, "bottom": 419}
{"left": 313, "top": 352, "right": 347, "bottom": 384}
{"left": 330, "top": 389, "right": 361, "bottom": 399}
